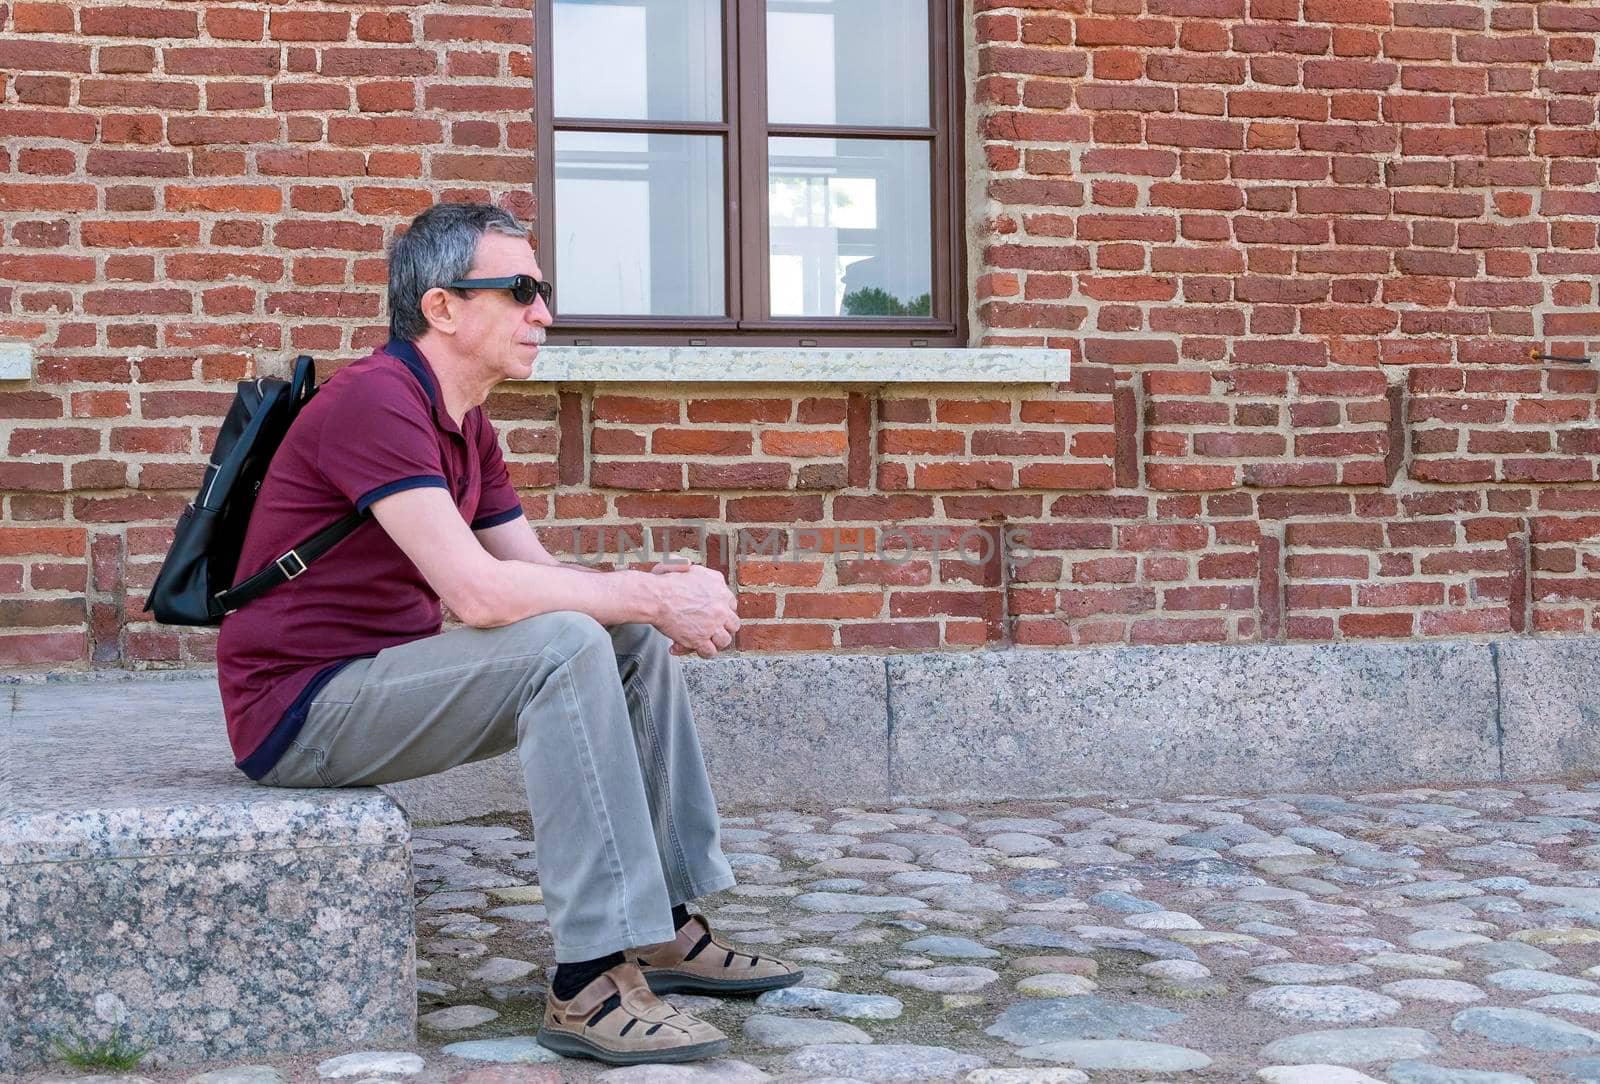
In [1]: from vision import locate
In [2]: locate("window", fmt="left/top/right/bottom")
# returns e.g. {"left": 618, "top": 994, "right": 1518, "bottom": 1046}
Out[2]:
{"left": 534, "top": 0, "right": 965, "bottom": 346}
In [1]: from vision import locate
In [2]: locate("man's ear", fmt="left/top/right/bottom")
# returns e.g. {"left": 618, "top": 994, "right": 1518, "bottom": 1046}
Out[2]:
{"left": 419, "top": 286, "right": 458, "bottom": 335}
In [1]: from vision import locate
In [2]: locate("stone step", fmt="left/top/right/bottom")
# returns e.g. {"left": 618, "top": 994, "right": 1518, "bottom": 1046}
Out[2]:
{"left": 358, "top": 636, "right": 1600, "bottom": 820}
{"left": 7, "top": 635, "right": 1598, "bottom": 823}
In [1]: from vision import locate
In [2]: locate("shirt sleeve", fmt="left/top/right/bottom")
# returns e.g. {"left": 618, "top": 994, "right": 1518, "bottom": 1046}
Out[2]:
{"left": 315, "top": 377, "right": 449, "bottom": 514}
{"left": 470, "top": 410, "right": 524, "bottom": 530}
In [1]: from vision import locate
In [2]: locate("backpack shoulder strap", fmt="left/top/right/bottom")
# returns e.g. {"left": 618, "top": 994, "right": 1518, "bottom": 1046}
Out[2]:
{"left": 288, "top": 354, "right": 316, "bottom": 405}
{"left": 214, "top": 509, "right": 367, "bottom": 614}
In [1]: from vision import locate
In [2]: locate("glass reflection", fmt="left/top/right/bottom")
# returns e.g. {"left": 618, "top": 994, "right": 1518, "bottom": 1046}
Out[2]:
{"left": 769, "top": 137, "right": 931, "bottom": 318}
{"left": 766, "top": 0, "right": 929, "bottom": 127}
{"left": 556, "top": 131, "right": 726, "bottom": 316}
{"left": 554, "top": 0, "right": 722, "bottom": 122}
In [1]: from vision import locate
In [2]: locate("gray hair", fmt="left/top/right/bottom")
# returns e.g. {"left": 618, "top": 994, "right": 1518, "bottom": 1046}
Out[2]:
{"left": 387, "top": 202, "right": 529, "bottom": 341}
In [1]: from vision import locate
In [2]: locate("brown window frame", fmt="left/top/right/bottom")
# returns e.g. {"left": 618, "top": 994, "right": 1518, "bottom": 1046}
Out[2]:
{"left": 533, "top": 0, "right": 967, "bottom": 348}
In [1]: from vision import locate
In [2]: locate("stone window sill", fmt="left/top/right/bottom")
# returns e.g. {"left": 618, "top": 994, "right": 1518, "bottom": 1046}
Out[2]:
{"left": 516, "top": 345, "right": 1068, "bottom": 384}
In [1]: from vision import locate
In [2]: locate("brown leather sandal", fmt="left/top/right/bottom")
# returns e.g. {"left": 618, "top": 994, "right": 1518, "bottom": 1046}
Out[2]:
{"left": 632, "top": 913, "right": 804, "bottom": 996}
{"left": 536, "top": 960, "right": 729, "bottom": 1064}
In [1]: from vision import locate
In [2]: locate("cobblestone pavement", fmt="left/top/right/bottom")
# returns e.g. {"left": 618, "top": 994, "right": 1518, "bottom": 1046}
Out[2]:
{"left": 31, "top": 784, "right": 1600, "bottom": 1083}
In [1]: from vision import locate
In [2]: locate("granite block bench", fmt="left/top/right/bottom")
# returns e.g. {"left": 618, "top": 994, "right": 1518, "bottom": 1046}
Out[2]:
{"left": 0, "top": 675, "right": 414, "bottom": 1072}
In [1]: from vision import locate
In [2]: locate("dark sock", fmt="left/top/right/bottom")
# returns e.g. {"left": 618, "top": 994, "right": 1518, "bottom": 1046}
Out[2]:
{"left": 552, "top": 909, "right": 693, "bottom": 999}
{"left": 551, "top": 950, "right": 623, "bottom": 1001}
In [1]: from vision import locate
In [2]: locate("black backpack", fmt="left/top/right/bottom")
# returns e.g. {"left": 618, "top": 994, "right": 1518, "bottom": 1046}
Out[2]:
{"left": 142, "top": 355, "right": 366, "bottom": 626}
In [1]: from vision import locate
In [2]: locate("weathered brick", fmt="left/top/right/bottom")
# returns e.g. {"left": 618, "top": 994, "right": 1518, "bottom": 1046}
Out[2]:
{"left": 80, "top": 6, "right": 198, "bottom": 39}
{"left": 1, "top": 5, "right": 1594, "bottom": 665}
{"left": 268, "top": 11, "right": 351, "bottom": 41}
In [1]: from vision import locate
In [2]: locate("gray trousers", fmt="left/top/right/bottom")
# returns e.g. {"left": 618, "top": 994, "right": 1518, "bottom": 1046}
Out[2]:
{"left": 259, "top": 611, "right": 737, "bottom": 962}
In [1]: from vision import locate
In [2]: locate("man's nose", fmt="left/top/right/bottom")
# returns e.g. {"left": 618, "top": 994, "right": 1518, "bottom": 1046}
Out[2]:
{"left": 528, "top": 296, "right": 553, "bottom": 327}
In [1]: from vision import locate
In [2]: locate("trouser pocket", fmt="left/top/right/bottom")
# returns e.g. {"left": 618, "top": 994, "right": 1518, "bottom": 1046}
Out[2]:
{"left": 261, "top": 738, "right": 329, "bottom": 788}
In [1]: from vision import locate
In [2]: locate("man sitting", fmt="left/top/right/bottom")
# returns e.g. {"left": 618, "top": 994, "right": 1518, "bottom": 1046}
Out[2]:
{"left": 216, "top": 201, "right": 801, "bottom": 1065}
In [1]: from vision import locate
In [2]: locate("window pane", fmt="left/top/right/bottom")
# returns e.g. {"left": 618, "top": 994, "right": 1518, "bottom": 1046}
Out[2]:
{"left": 766, "top": 0, "right": 929, "bottom": 127}
{"left": 556, "top": 132, "right": 725, "bottom": 316}
{"left": 553, "top": 0, "right": 721, "bottom": 122}
{"left": 768, "top": 137, "right": 931, "bottom": 319}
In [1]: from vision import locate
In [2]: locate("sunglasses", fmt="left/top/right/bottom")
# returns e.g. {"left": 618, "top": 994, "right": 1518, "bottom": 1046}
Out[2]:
{"left": 448, "top": 274, "right": 553, "bottom": 307}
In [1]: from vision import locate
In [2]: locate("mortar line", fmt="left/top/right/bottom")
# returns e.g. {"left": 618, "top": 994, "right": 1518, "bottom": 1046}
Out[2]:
{"left": 997, "top": 515, "right": 1012, "bottom": 648}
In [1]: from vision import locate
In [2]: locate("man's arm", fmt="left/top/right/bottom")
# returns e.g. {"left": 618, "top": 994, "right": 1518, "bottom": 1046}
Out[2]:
{"left": 473, "top": 513, "right": 602, "bottom": 573}
{"left": 371, "top": 487, "right": 663, "bottom": 628}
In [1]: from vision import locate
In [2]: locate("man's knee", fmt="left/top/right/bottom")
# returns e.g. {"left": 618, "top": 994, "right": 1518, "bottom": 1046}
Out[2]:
{"left": 498, "top": 609, "right": 612, "bottom": 658}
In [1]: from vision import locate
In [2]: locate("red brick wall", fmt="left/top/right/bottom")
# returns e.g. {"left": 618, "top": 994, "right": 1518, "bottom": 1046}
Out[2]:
{"left": 1, "top": 0, "right": 1598, "bottom": 669}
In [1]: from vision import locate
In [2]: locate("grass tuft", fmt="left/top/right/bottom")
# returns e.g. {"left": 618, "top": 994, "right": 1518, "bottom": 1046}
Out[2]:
{"left": 50, "top": 1023, "right": 151, "bottom": 1071}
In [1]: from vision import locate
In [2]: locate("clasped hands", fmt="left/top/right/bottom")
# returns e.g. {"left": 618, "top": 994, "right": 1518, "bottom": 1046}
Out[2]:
{"left": 647, "top": 559, "right": 741, "bottom": 659}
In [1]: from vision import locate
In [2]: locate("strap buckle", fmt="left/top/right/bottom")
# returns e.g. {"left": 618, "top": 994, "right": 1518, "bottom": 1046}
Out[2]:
{"left": 275, "top": 549, "right": 308, "bottom": 580}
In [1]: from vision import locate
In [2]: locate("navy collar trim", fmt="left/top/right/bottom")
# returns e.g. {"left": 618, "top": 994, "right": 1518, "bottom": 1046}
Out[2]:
{"left": 383, "top": 338, "right": 439, "bottom": 410}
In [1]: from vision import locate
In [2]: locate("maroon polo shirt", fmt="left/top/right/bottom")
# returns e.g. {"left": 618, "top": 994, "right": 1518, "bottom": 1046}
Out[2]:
{"left": 217, "top": 338, "right": 524, "bottom": 777}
